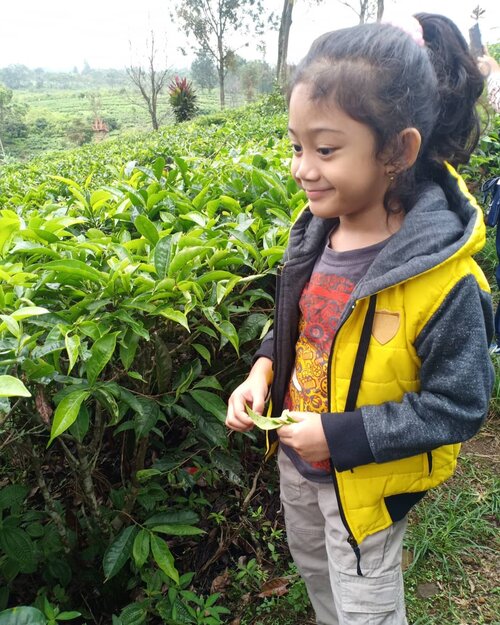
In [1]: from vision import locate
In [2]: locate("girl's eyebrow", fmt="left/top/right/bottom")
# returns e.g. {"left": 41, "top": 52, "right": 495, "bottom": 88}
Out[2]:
{"left": 288, "top": 126, "right": 346, "bottom": 135}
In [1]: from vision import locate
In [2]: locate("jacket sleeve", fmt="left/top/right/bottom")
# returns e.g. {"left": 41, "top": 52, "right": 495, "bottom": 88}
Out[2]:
{"left": 253, "top": 330, "right": 274, "bottom": 363}
{"left": 323, "top": 275, "right": 495, "bottom": 471}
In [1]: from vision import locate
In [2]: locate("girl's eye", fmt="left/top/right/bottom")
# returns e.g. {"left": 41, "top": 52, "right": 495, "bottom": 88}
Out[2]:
{"left": 318, "top": 147, "right": 336, "bottom": 156}
{"left": 291, "top": 144, "right": 302, "bottom": 154}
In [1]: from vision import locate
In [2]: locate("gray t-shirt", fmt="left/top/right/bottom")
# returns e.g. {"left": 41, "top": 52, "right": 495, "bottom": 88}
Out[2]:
{"left": 281, "top": 236, "right": 390, "bottom": 483}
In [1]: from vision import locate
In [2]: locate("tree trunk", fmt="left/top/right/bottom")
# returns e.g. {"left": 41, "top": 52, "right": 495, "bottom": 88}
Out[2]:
{"left": 150, "top": 70, "right": 159, "bottom": 130}
{"left": 218, "top": 36, "right": 225, "bottom": 108}
{"left": 276, "top": 0, "right": 294, "bottom": 86}
{"left": 359, "top": 0, "right": 369, "bottom": 24}
{"left": 127, "top": 31, "right": 167, "bottom": 131}
{"left": 151, "top": 107, "right": 159, "bottom": 131}
{"left": 376, "top": 0, "right": 384, "bottom": 22}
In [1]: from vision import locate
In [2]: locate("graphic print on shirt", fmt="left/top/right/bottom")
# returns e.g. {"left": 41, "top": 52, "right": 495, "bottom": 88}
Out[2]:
{"left": 284, "top": 272, "right": 355, "bottom": 471}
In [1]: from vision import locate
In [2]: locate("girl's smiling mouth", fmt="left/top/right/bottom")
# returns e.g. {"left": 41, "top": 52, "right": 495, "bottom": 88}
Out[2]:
{"left": 304, "top": 188, "right": 333, "bottom": 200}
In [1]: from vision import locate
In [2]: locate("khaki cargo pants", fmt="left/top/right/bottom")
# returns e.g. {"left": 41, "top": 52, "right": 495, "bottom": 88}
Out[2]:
{"left": 278, "top": 450, "right": 408, "bottom": 625}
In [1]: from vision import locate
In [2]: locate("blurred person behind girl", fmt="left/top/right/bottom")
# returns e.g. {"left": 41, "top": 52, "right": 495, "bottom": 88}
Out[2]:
{"left": 226, "top": 13, "right": 494, "bottom": 625}
{"left": 478, "top": 52, "right": 500, "bottom": 113}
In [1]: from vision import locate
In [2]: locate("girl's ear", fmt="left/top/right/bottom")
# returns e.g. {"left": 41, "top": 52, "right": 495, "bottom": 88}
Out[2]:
{"left": 382, "top": 128, "right": 421, "bottom": 174}
{"left": 396, "top": 127, "right": 422, "bottom": 171}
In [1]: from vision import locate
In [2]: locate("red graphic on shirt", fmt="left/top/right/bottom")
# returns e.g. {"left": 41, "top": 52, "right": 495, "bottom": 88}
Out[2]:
{"left": 284, "top": 273, "right": 355, "bottom": 471}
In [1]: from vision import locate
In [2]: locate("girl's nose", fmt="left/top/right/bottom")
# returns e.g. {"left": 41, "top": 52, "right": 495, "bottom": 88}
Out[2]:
{"left": 293, "top": 154, "right": 320, "bottom": 182}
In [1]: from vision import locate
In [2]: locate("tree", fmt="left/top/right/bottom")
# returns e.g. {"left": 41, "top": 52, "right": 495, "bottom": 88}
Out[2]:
{"left": 0, "top": 83, "right": 28, "bottom": 155}
{"left": 127, "top": 32, "right": 169, "bottom": 131}
{"left": 276, "top": 1, "right": 325, "bottom": 86}
{"left": 240, "top": 60, "right": 274, "bottom": 100}
{"left": 66, "top": 118, "right": 93, "bottom": 146}
{"left": 276, "top": 0, "right": 384, "bottom": 85}
{"left": 376, "top": 0, "right": 384, "bottom": 22}
{"left": 191, "top": 49, "right": 218, "bottom": 91}
{"left": 337, "top": 0, "right": 384, "bottom": 24}
{"left": 175, "top": 0, "right": 267, "bottom": 109}
{"left": 0, "top": 65, "right": 32, "bottom": 90}
{"left": 276, "top": 0, "right": 294, "bottom": 86}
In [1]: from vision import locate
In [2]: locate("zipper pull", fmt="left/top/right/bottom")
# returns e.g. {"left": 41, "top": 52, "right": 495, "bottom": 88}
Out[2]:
{"left": 348, "top": 535, "right": 363, "bottom": 577}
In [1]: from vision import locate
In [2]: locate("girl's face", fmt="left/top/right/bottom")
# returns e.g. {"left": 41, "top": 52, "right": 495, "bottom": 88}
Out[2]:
{"left": 288, "top": 83, "right": 391, "bottom": 224}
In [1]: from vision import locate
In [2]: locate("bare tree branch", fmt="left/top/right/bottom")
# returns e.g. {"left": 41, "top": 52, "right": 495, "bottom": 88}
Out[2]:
{"left": 127, "top": 31, "right": 169, "bottom": 131}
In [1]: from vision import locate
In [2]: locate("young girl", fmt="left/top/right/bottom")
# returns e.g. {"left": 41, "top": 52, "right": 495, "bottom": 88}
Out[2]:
{"left": 226, "top": 13, "right": 494, "bottom": 625}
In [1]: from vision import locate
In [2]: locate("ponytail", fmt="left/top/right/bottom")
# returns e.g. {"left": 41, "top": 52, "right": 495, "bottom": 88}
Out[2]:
{"left": 415, "top": 13, "right": 485, "bottom": 167}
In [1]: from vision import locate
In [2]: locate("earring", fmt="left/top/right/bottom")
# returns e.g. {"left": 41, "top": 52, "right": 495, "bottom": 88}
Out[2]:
{"left": 386, "top": 170, "right": 397, "bottom": 183}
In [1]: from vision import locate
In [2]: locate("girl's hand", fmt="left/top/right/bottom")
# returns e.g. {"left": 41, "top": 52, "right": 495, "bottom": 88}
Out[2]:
{"left": 226, "top": 357, "right": 273, "bottom": 432}
{"left": 277, "top": 411, "right": 330, "bottom": 462}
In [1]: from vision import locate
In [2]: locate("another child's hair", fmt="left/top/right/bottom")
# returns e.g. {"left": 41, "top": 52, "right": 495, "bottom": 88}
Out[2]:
{"left": 289, "top": 14, "right": 484, "bottom": 212}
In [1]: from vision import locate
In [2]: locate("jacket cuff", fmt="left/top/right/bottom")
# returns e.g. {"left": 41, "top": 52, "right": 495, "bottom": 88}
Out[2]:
{"left": 321, "top": 410, "right": 375, "bottom": 471}
{"left": 253, "top": 339, "right": 273, "bottom": 364}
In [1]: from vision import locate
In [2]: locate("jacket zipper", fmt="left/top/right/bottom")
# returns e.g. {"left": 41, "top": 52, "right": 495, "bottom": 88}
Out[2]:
{"left": 272, "top": 262, "right": 284, "bottom": 368}
{"left": 276, "top": 260, "right": 368, "bottom": 573}
{"left": 327, "top": 300, "right": 363, "bottom": 576}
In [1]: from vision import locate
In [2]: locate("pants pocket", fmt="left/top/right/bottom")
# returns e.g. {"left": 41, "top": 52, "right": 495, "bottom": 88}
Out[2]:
{"left": 278, "top": 449, "right": 302, "bottom": 502}
{"left": 339, "top": 570, "right": 403, "bottom": 624}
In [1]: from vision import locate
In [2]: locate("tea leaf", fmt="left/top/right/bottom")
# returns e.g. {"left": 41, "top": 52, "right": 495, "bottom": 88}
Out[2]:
{"left": 0, "top": 376, "right": 31, "bottom": 398}
{"left": 151, "top": 524, "right": 205, "bottom": 536}
{"left": 87, "top": 333, "right": 118, "bottom": 386}
{"left": 189, "top": 389, "right": 227, "bottom": 422}
{"left": 245, "top": 404, "right": 296, "bottom": 430}
{"left": 132, "top": 530, "right": 150, "bottom": 569}
{"left": 103, "top": 526, "right": 137, "bottom": 581}
{"left": 154, "top": 236, "right": 172, "bottom": 279}
{"left": 0, "top": 607, "right": 46, "bottom": 625}
{"left": 135, "top": 215, "right": 159, "bottom": 245}
{"left": 48, "top": 389, "right": 90, "bottom": 445}
{"left": 65, "top": 334, "right": 80, "bottom": 374}
{"left": 43, "top": 260, "right": 106, "bottom": 284}
{"left": 150, "top": 534, "right": 179, "bottom": 583}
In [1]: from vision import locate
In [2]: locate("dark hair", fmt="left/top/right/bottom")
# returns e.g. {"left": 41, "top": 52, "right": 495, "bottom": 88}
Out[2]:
{"left": 288, "top": 14, "right": 485, "bottom": 212}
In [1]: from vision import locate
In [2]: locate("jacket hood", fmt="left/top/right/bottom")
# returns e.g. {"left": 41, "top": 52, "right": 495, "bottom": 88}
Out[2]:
{"left": 287, "top": 164, "right": 486, "bottom": 299}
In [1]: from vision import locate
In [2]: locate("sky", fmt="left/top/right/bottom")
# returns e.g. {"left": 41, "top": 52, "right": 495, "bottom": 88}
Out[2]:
{"left": 0, "top": 0, "right": 498, "bottom": 72}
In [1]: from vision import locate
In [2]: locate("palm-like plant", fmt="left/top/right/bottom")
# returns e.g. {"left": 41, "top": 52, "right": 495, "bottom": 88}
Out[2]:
{"left": 168, "top": 76, "right": 199, "bottom": 123}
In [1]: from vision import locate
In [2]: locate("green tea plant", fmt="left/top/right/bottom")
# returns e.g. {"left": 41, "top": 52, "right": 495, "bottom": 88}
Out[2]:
{"left": 0, "top": 103, "right": 303, "bottom": 621}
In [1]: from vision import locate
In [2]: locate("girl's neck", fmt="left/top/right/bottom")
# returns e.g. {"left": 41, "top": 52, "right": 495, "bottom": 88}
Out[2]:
{"left": 329, "top": 210, "right": 405, "bottom": 252}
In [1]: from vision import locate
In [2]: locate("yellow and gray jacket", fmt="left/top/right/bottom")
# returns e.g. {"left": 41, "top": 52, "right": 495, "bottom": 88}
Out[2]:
{"left": 256, "top": 164, "right": 494, "bottom": 547}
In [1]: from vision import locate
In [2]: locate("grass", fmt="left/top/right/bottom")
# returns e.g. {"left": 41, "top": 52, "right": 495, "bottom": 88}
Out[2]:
{"left": 404, "top": 426, "right": 499, "bottom": 625}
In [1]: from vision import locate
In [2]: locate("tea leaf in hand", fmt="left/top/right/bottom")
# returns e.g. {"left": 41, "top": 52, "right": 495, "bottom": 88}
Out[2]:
{"left": 245, "top": 404, "right": 296, "bottom": 430}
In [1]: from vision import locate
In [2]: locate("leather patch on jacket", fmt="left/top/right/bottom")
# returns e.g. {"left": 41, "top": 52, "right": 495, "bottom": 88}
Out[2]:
{"left": 372, "top": 311, "right": 400, "bottom": 344}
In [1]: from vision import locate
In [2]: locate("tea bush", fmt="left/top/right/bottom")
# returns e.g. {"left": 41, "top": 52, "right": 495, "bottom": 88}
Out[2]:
{"left": 0, "top": 101, "right": 302, "bottom": 622}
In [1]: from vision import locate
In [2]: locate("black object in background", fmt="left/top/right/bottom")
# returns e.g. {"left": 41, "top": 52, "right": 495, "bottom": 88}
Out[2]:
{"left": 469, "top": 23, "right": 485, "bottom": 58}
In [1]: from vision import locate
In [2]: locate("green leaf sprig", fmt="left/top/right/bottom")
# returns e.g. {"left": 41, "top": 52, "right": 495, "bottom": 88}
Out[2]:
{"left": 245, "top": 403, "right": 297, "bottom": 430}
